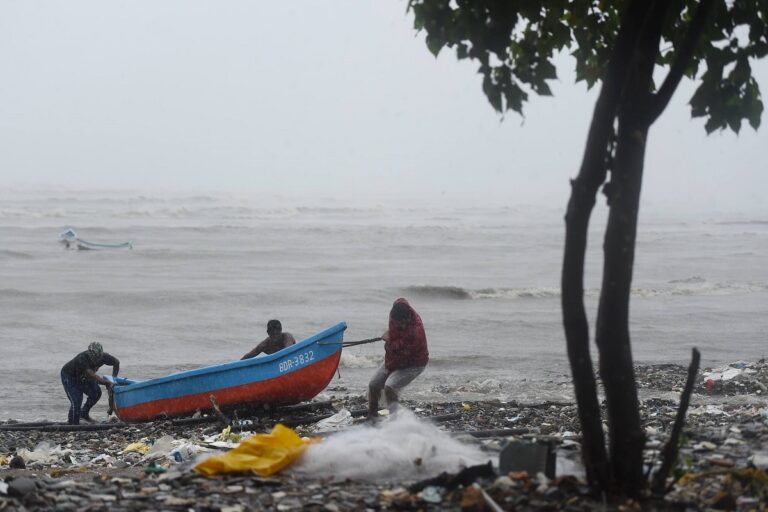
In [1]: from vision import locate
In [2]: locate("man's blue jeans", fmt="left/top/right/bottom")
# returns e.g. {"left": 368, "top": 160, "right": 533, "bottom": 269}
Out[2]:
{"left": 60, "top": 370, "right": 101, "bottom": 424}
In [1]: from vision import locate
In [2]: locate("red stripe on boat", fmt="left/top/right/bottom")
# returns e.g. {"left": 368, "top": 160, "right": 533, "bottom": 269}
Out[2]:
{"left": 115, "top": 352, "right": 341, "bottom": 422}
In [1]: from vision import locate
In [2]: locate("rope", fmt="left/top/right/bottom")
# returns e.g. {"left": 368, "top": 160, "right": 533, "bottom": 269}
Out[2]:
{"left": 319, "top": 337, "right": 382, "bottom": 347}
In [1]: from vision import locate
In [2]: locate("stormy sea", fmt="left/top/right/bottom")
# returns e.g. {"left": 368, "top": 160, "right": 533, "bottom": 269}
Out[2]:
{"left": 1, "top": 188, "right": 766, "bottom": 421}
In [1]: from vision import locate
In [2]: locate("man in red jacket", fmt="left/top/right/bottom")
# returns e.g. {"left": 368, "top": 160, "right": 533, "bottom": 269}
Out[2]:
{"left": 368, "top": 298, "right": 429, "bottom": 421}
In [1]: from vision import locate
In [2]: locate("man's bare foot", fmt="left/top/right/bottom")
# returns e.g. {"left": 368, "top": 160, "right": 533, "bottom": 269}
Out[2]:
{"left": 81, "top": 414, "right": 96, "bottom": 424}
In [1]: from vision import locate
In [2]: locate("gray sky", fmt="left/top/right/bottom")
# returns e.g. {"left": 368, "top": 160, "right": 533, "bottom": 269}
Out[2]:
{"left": 1, "top": 1, "right": 766, "bottom": 212}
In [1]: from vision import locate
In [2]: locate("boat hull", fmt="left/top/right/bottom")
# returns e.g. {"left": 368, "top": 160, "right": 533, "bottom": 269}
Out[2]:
{"left": 111, "top": 322, "right": 346, "bottom": 422}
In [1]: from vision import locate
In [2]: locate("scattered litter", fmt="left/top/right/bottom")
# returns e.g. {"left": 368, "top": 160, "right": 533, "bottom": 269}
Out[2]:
{"left": 312, "top": 408, "right": 352, "bottom": 432}
{"left": 16, "top": 441, "right": 72, "bottom": 465}
{"left": 692, "top": 441, "right": 717, "bottom": 451}
{"left": 419, "top": 485, "right": 444, "bottom": 503}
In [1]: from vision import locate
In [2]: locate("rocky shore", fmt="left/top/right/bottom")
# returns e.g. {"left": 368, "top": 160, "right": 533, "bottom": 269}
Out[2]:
{"left": 1, "top": 360, "right": 767, "bottom": 511}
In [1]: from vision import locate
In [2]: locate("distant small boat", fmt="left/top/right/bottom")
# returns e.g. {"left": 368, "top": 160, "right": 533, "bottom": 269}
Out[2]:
{"left": 59, "top": 228, "right": 133, "bottom": 250}
{"left": 109, "top": 322, "right": 346, "bottom": 422}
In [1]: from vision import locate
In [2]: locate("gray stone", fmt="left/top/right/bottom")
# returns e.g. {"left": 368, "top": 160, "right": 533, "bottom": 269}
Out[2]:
{"left": 499, "top": 440, "right": 556, "bottom": 478}
{"left": 8, "top": 477, "right": 38, "bottom": 497}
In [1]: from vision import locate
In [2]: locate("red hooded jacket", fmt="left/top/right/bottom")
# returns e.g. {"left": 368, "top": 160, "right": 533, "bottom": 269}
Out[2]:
{"left": 384, "top": 298, "right": 429, "bottom": 371}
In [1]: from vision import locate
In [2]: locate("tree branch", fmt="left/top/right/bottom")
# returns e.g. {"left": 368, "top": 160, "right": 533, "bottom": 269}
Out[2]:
{"left": 651, "top": 348, "right": 701, "bottom": 495}
{"left": 646, "top": 0, "right": 715, "bottom": 124}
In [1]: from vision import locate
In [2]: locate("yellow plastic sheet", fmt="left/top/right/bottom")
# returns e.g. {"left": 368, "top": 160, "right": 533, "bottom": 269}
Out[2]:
{"left": 122, "top": 442, "right": 150, "bottom": 455}
{"left": 194, "top": 424, "right": 312, "bottom": 477}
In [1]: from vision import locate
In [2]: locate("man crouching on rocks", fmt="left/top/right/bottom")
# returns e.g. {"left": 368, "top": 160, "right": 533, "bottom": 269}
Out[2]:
{"left": 60, "top": 342, "right": 120, "bottom": 424}
{"left": 368, "top": 298, "right": 429, "bottom": 422}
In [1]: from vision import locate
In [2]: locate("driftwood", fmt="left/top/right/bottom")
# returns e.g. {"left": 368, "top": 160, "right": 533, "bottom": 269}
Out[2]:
{"left": 451, "top": 427, "right": 530, "bottom": 438}
{"left": 209, "top": 395, "right": 231, "bottom": 426}
{"left": 170, "top": 400, "right": 336, "bottom": 426}
{"left": 409, "top": 461, "right": 496, "bottom": 492}
{"left": 0, "top": 422, "right": 127, "bottom": 432}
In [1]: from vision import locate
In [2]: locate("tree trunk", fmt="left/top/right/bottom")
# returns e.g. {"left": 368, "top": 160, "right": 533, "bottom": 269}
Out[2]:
{"left": 594, "top": 1, "right": 671, "bottom": 495}
{"left": 561, "top": 0, "right": 658, "bottom": 490}
{"left": 595, "top": 113, "right": 648, "bottom": 494}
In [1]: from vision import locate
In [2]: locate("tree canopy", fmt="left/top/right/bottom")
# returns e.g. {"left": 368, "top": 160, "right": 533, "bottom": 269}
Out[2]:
{"left": 409, "top": 0, "right": 765, "bottom": 132}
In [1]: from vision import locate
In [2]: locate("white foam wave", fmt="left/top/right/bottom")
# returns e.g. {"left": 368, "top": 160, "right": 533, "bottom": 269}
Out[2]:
{"left": 340, "top": 353, "right": 381, "bottom": 369}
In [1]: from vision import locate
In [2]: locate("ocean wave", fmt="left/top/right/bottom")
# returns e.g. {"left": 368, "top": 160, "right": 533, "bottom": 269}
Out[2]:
{"left": 431, "top": 378, "right": 505, "bottom": 394}
{"left": 633, "top": 279, "right": 768, "bottom": 298}
{"left": 0, "top": 250, "right": 33, "bottom": 260}
{"left": 404, "top": 279, "right": 768, "bottom": 301}
{"left": 403, "top": 285, "right": 560, "bottom": 300}
{"left": 340, "top": 353, "right": 381, "bottom": 369}
{"left": 669, "top": 276, "right": 706, "bottom": 284}
{"left": 0, "top": 288, "right": 38, "bottom": 299}
{"left": 714, "top": 220, "right": 768, "bottom": 225}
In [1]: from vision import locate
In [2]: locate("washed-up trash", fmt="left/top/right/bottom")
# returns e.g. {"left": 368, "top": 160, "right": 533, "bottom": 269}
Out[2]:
{"left": 170, "top": 442, "right": 206, "bottom": 462}
{"left": 689, "top": 405, "right": 730, "bottom": 416}
{"left": 122, "top": 442, "right": 150, "bottom": 455}
{"left": 749, "top": 451, "right": 768, "bottom": 469}
{"left": 0, "top": 481, "right": 7, "bottom": 495}
{"left": 142, "top": 435, "right": 175, "bottom": 461}
{"left": 89, "top": 453, "right": 116, "bottom": 465}
{"left": 0, "top": 454, "right": 7, "bottom": 465}
{"left": 312, "top": 408, "right": 353, "bottom": 432}
{"left": 202, "top": 426, "right": 252, "bottom": 449}
{"left": 692, "top": 441, "right": 717, "bottom": 451}
{"left": 17, "top": 442, "right": 72, "bottom": 465}
{"left": 419, "top": 485, "right": 444, "bottom": 503}
{"left": 218, "top": 426, "right": 242, "bottom": 443}
{"left": 703, "top": 362, "right": 759, "bottom": 383}
{"left": 144, "top": 462, "right": 167, "bottom": 475}
{"left": 194, "top": 424, "right": 313, "bottom": 477}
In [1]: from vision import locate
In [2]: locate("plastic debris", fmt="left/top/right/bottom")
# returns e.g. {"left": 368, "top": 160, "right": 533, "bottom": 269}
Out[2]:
{"left": 312, "top": 408, "right": 353, "bottom": 432}
{"left": 749, "top": 451, "right": 768, "bottom": 469}
{"left": 219, "top": 426, "right": 242, "bottom": 443}
{"left": 122, "top": 442, "right": 150, "bottom": 455}
{"left": 419, "top": 486, "right": 444, "bottom": 503}
{"left": 143, "top": 435, "right": 175, "bottom": 461}
{"left": 194, "top": 424, "right": 313, "bottom": 477}
{"left": 16, "top": 441, "right": 72, "bottom": 465}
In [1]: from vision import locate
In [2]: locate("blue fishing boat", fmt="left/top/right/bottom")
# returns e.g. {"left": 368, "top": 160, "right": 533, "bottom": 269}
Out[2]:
{"left": 110, "top": 322, "right": 346, "bottom": 422}
{"left": 59, "top": 228, "right": 133, "bottom": 250}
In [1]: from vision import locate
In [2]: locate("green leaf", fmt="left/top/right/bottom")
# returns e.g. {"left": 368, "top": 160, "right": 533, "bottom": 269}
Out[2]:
{"left": 457, "top": 43, "right": 469, "bottom": 60}
{"left": 426, "top": 34, "right": 444, "bottom": 57}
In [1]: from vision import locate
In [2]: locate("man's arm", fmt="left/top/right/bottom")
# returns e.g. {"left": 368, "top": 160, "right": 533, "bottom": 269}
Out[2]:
{"left": 103, "top": 353, "right": 120, "bottom": 377}
{"left": 242, "top": 338, "right": 268, "bottom": 360}
{"left": 283, "top": 333, "right": 296, "bottom": 347}
{"left": 85, "top": 368, "right": 112, "bottom": 387}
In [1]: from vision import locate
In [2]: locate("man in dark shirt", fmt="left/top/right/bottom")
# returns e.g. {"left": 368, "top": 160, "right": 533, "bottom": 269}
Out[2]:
{"left": 241, "top": 319, "right": 296, "bottom": 359}
{"left": 60, "top": 342, "right": 120, "bottom": 424}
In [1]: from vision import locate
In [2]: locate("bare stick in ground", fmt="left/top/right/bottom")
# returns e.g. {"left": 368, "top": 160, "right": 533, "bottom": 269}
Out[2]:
{"left": 652, "top": 347, "right": 700, "bottom": 494}
{"left": 209, "top": 395, "right": 231, "bottom": 427}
